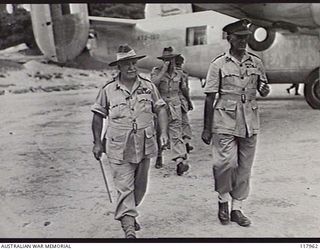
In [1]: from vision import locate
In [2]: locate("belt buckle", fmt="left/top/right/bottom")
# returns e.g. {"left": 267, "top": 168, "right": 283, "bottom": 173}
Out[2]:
{"left": 241, "top": 94, "right": 246, "bottom": 103}
{"left": 132, "top": 121, "right": 137, "bottom": 133}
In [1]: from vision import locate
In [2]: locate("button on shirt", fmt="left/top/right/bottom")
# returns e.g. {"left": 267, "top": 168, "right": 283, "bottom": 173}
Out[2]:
{"left": 204, "top": 51, "right": 268, "bottom": 138}
{"left": 91, "top": 75, "right": 166, "bottom": 163}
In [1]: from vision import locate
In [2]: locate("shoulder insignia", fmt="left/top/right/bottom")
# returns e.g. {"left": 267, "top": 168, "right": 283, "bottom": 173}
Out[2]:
{"left": 211, "top": 53, "right": 226, "bottom": 63}
{"left": 248, "top": 52, "right": 261, "bottom": 60}
{"left": 152, "top": 66, "right": 161, "bottom": 72}
{"left": 138, "top": 74, "right": 151, "bottom": 82}
{"left": 102, "top": 78, "right": 115, "bottom": 89}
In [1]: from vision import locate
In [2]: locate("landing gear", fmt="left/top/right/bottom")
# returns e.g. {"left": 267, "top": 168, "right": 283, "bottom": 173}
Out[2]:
{"left": 200, "top": 78, "right": 206, "bottom": 88}
{"left": 304, "top": 68, "right": 320, "bottom": 109}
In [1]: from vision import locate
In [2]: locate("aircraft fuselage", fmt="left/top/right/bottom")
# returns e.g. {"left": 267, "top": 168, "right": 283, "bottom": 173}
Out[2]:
{"left": 90, "top": 11, "right": 320, "bottom": 84}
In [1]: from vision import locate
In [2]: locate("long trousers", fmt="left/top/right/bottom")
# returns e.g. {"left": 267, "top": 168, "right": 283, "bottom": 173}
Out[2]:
{"left": 211, "top": 134, "right": 257, "bottom": 200}
{"left": 156, "top": 117, "right": 187, "bottom": 161}
{"left": 181, "top": 111, "right": 192, "bottom": 140}
{"left": 109, "top": 158, "right": 150, "bottom": 220}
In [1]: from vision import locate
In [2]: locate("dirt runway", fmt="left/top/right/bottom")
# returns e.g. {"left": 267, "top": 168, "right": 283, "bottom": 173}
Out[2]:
{"left": 0, "top": 84, "right": 319, "bottom": 238}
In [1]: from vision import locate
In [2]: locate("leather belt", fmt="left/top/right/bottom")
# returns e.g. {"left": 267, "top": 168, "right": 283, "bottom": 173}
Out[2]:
{"left": 220, "top": 93, "right": 256, "bottom": 103}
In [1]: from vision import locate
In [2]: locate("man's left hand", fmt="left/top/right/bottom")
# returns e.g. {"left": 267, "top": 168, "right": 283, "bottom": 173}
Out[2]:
{"left": 259, "top": 82, "right": 270, "bottom": 97}
{"left": 188, "top": 101, "right": 194, "bottom": 111}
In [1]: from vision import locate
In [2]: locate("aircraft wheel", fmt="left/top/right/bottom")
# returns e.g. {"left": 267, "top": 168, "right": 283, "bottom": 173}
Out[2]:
{"left": 200, "top": 78, "right": 206, "bottom": 88}
{"left": 304, "top": 68, "right": 320, "bottom": 109}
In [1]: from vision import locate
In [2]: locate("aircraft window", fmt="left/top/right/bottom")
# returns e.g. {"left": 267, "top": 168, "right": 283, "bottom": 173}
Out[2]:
{"left": 61, "top": 4, "right": 71, "bottom": 15}
{"left": 186, "top": 26, "right": 207, "bottom": 46}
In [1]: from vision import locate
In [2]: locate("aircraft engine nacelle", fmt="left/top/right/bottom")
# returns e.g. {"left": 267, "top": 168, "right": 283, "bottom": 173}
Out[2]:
{"left": 248, "top": 24, "right": 276, "bottom": 51}
{"left": 311, "top": 4, "right": 320, "bottom": 27}
{"left": 30, "top": 4, "right": 89, "bottom": 63}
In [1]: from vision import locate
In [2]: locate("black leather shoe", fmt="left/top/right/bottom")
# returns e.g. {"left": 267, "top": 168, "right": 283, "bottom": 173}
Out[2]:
{"left": 186, "top": 143, "right": 194, "bottom": 154}
{"left": 176, "top": 162, "right": 189, "bottom": 176}
{"left": 218, "top": 202, "right": 229, "bottom": 225}
{"left": 230, "top": 210, "right": 251, "bottom": 227}
{"left": 155, "top": 156, "right": 163, "bottom": 169}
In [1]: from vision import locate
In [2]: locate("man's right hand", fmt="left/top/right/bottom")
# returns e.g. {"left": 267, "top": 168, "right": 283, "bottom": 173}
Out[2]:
{"left": 92, "top": 141, "right": 103, "bottom": 160}
{"left": 162, "top": 61, "right": 170, "bottom": 72}
{"left": 188, "top": 101, "right": 194, "bottom": 111}
{"left": 201, "top": 129, "right": 212, "bottom": 145}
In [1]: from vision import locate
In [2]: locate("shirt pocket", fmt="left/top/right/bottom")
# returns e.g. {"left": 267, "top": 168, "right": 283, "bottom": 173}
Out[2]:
{"left": 221, "top": 68, "right": 240, "bottom": 78}
{"left": 137, "top": 93, "right": 153, "bottom": 113}
{"left": 246, "top": 68, "right": 261, "bottom": 84}
{"left": 106, "top": 129, "right": 128, "bottom": 160}
{"left": 214, "top": 100, "right": 237, "bottom": 131}
{"left": 144, "top": 126, "right": 158, "bottom": 156}
{"left": 221, "top": 68, "right": 240, "bottom": 87}
{"left": 109, "top": 101, "right": 128, "bottom": 119}
{"left": 171, "top": 76, "right": 181, "bottom": 91}
{"left": 250, "top": 100, "right": 260, "bottom": 130}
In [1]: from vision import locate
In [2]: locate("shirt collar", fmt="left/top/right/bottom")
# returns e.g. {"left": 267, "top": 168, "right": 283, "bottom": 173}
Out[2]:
{"left": 115, "top": 74, "right": 141, "bottom": 94}
{"left": 164, "top": 67, "right": 178, "bottom": 79}
{"left": 225, "top": 50, "right": 252, "bottom": 64}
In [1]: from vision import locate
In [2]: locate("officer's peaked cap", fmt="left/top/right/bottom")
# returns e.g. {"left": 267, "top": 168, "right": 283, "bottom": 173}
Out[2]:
{"left": 223, "top": 19, "right": 252, "bottom": 35}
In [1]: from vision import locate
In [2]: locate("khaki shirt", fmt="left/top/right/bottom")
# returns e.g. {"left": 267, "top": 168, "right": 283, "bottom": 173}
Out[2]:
{"left": 151, "top": 67, "right": 185, "bottom": 120}
{"left": 204, "top": 51, "right": 268, "bottom": 138}
{"left": 91, "top": 74, "right": 166, "bottom": 164}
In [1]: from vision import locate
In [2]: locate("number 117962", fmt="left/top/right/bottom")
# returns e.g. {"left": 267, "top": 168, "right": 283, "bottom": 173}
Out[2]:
{"left": 300, "top": 244, "right": 318, "bottom": 249}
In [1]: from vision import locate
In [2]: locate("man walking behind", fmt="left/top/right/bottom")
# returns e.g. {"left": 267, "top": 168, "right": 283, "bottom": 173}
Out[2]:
{"left": 151, "top": 47, "right": 190, "bottom": 175}
{"left": 175, "top": 55, "right": 194, "bottom": 154}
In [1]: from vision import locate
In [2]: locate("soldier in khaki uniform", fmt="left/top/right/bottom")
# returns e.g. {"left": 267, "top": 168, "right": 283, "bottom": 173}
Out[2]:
{"left": 151, "top": 47, "right": 190, "bottom": 175}
{"left": 91, "top": 44, "right": 168, "bottom": 238}
{"left": 175, "top": 55, "right": 194, "bottom": 154}
{"left": 202, "top": 19, "right": 270, "bottom": 227}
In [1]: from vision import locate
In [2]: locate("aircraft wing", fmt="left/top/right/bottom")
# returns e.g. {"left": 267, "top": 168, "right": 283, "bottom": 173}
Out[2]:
{"left": 89, "top": 16, "right": 137, "bottom": 26}
{"left": 193, "top": 3, "right": 320, "bottom": 31}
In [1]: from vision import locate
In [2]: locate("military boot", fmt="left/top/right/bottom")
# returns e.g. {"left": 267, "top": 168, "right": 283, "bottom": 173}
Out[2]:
{"left": 230, "top": 210, "right": 251, "bottom": 227}
{"left": 186, "top": 143, "right": 194, "bottom": 154}
{"left": 155, "top": 156, "right": 163, "bottom": 169}
{"left": 218, "top": 202, "right": 230, "bottom": 225}
{"left": 176, "top": 162, "right": 189, "bottom": 176}
{"left": 121, "top": 215, "right": 136, "bottom": 238}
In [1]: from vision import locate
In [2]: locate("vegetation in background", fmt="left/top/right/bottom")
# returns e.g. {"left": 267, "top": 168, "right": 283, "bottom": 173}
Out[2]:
{"left": 0, "top": 4, "right": 37, "bottom": 50}
{"left": 0, "top": 4, "right": 145, "bottom": 51}
{"left": 88, "top": 4, "right": 145, "bottom": 19}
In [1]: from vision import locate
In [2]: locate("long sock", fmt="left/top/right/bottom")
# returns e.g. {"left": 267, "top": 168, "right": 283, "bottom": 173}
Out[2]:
{"left": 231, "top": 199, "right": 243, "bottom": 211}
{"left": 218, "top": 193, "right": 230, "bottom": 203}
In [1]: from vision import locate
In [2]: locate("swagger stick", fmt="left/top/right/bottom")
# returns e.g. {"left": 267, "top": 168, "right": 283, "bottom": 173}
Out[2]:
{"left": 98, "top": 158, "right": 113, "bottom": 203}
